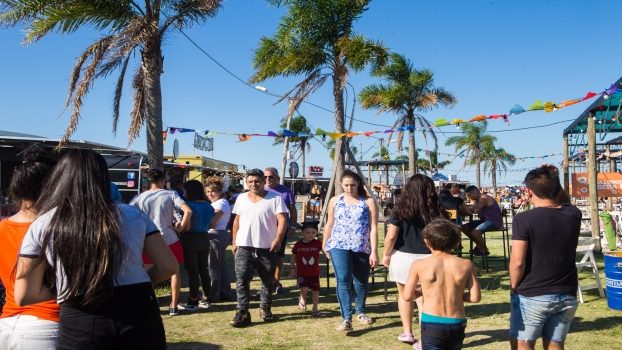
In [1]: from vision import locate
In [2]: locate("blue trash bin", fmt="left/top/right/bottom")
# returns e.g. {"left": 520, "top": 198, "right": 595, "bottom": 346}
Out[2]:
{"left": 605, "top": 252, "right": 622, "bottom": 310}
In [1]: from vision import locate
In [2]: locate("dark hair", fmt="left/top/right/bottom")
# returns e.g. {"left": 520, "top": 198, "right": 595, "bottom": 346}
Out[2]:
{"left": 33, "top": 149, "right": 124, "bottom": 305}
{"left": 465, "top": 185, "right": 479, "bottom": 193}
{"left": 423, "top": 219, "right": 461, "bottom": 252}
{"left": 146, "top": 168, "right": 165, "bottom": 184}
{"left": 523, "top": 165, "right": 563, "bottom": 200}
{"left": 394, "top": 174, "right": 445, "bottom": 225}
{"left": 9, "top": 146, "right": 56, "bottom": 203}
{"left": 302, "top": 221, "right": 319, "bottom": 231}
{"left": 184, "top": 180, "right": 207, "bottom": 201}
{"left": 439, "top": 188, "right": 452, "bottom": 198}
{"left": 246, "top": 168, "right": 265, "bottom": 180}
{"left": 341, "top": 169, "right": 367, "bottom": 197}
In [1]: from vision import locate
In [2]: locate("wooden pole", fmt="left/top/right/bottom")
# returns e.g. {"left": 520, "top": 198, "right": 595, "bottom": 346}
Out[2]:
{"left": 587, "top": 114, "right": 600, "bottom": 244}
{"left": 563, "top": 134, "right": 569, "bottom": 193}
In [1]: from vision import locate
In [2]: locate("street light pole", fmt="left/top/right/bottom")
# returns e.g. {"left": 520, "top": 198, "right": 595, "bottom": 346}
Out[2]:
{"left": 280, "top": 99, "right": 295, "bottom": 185}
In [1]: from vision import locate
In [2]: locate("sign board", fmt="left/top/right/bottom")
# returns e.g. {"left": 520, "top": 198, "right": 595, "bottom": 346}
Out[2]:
{"left": 193, "top": 132, "right": 213, "bottom": 152}
{"left": 172, "top": 139, "right": 179, "bottom": 160}
{"left": 289, "top": 161, "right": 299, "bottom": 179}
{"left": 295, "top": 195, "right": 310, "bottom": 223}
{"left": 571, "top": 172, "right": 622, "bottom": 197}
{"left": 309, "top": 166, "right": 324, "bottom": 177}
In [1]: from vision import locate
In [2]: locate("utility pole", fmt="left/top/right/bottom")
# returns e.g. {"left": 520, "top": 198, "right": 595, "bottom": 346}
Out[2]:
{"left": 280, "top": 99, "right": 295, "bottom": 185}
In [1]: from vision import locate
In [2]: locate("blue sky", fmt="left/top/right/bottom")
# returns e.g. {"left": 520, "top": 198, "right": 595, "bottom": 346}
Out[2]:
{"left": 1, "top": 0, "right": 621, "bottom": 185}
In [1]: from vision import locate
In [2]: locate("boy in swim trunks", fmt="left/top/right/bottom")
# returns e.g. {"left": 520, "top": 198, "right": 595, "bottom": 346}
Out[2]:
{"left": 403, "top": 220, "right": 481, "bottom": 349}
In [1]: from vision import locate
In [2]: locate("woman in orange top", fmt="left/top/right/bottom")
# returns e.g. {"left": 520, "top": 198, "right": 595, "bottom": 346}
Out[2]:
{"left": 0, "top": 147, "right": 59, "bottom": 350}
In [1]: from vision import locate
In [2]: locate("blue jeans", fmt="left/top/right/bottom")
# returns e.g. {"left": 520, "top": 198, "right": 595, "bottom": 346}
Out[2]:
{"left": 329, "top": 248, "right": 370, "bottom": 321}
{"left": 510, "top": 293, "right": 578, "bottom": 343}
{"left": 421, "top": 321, "right": 466, "bottom": 350}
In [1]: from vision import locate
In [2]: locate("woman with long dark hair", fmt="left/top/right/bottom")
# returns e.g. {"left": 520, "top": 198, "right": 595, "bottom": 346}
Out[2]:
{"left": 323, "top": 169, "right": 378, "bottom": 332}
{"left": 179, "top": 179, "right": 214, "bottom": 310}
{"left": 382, "top": 174, "right": 446, "bottom": 348}
{"left": 14, "top": 149, "right": 178, "bottom": 349}
{"left": 0, "top": 147, "right": 58, "bottom": 349}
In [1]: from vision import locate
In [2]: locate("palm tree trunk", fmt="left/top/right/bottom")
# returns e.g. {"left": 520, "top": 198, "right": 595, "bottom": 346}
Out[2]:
{"left": 408, "top": 128, "right": 417, "bottom": 177}
{"left": 492, "top": 163, "right": 497, "bottom": 198}
{"left": 142, "top": 40, "right": 164, "bottom": 170}
{"left": 475, "top": 155, "right": 481, "bottom": 188}
{"left": 332, "top": 66, "right": 347, "bottom": 194}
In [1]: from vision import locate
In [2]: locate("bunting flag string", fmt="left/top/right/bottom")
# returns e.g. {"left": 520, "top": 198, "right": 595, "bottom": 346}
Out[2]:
{"left": 162, "top": 80, "right": 620, "bottom": 148}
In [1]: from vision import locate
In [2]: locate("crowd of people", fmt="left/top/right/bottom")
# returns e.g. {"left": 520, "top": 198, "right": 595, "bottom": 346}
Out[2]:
{"left": 0, "top": 147, "right": 581, "bottom": 350}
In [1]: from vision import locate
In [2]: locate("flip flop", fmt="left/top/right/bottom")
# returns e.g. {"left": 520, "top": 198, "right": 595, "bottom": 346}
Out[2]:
{"left": 298, "top": 302, "right": 307, "bottom": 311}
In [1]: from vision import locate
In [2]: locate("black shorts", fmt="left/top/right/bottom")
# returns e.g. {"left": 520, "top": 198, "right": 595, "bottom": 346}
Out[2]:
{"left": 297, "top": 276, "right": 320, "bottom": 291}
{"left": 57, "top": 282, "right": 165, "bottom": 350}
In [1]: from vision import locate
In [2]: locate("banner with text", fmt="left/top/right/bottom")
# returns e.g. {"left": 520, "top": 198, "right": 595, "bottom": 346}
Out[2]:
{"left": 571, "top": 172, "right": 622, "bottom": 197}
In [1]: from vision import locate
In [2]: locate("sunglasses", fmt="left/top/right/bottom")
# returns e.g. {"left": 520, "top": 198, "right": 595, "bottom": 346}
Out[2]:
{"left": 265, "top": 175, "right": 276, "bottom": 179}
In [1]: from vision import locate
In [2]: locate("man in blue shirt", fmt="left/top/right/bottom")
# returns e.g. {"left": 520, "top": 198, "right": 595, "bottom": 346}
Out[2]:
{"left": 264, "top": 167, "right": 298, "bottom": 294}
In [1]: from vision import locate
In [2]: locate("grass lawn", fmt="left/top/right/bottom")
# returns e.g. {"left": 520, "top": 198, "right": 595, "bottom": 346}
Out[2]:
{"left": 160, "top": 223, "right": 622, "bottom": 349}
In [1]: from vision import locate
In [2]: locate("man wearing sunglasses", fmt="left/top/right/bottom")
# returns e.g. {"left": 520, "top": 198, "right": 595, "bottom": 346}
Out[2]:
{"left": 264, "top": 167, "right": 298, "bottom": 294}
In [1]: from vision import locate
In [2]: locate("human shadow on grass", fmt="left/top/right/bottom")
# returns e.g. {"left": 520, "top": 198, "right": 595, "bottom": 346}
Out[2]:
{"left": 572, "top": 316, "right": 622, "bottom": 332}
{"left": 346, "top": 320, "right": 402, "bottom": 337}
{"left": 167, "top": 342, "right": 221, "bottom": 350}
{"left": 465, "top": 302, "right": 510, "bottom": 319}
{"left": 462, "top": 328, "right": 508, "bottom": 348}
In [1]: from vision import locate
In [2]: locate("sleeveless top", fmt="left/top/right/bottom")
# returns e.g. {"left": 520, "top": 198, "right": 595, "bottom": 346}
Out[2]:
{"left": 325, "top": 195, "right": 371, "bottom": 254}
{"left": 479, "top": 198, "right": 503, "bottom": 229}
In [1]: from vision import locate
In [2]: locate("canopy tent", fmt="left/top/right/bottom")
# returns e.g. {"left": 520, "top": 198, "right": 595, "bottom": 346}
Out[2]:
{"left": 562, "top": 77, "right": 622, "bottom": 243}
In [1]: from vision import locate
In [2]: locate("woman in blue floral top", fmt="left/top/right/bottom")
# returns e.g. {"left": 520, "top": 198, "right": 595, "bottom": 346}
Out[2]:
{"left": 323, "top": 170, "right": 378, "bottom": 332}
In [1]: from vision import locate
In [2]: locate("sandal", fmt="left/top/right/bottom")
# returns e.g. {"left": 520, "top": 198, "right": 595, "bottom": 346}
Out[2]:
{"left": 298, "top": 301, "right": 307, "bottom": 311}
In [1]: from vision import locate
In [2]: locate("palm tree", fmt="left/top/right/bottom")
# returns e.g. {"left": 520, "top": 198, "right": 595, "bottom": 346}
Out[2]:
{"left": 481, "top": 145, "right": 516, "bottom": 197}
{"left": 416, "top": 150, "right": 451, "bottom": 175}
{"left": 371, "top": 145, "right": 390, "bottom": 184}
{"left": 250, "top": 0, "right": 387, "bottom": 193}
{"left": 273, "top": 115, "right": 312, "bottom": 176}
{"left": 445, "top": 121, "right": 496, "bottom": 188}
{"left": 359, "top": 53, "right": 456, "bottom": 177}
{"left": 0, "top": 1, "right": 222, "bottom": 169}
{"left": 326, "top": 139, "right": 358, "bottom": 162}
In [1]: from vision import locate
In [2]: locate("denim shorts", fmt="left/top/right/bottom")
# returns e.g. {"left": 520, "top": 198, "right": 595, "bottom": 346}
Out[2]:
{"left": 510, "top": 293, "right": 578, "bottom": 343}
{"left": 464, "top": 219, "right": 500, "bottom": 233}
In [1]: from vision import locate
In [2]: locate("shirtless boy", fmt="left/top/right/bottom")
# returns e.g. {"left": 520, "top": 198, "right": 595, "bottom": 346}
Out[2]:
{"left": 403, "top": 219, "right": 481, "bottom": 349}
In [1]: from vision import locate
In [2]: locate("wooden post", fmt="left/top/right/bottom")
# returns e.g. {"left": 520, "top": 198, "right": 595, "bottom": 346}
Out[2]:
{"left": 563, "top": 134, "right": 569, "bottom": 193}
{"left": 587, "top": 114, "right": 600, "bottom": 244}
{"left": 607, "top": 145, "right": 613, "bottom": 210}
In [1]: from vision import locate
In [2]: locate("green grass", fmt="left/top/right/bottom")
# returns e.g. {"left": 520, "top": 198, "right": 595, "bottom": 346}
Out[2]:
{"left": 159, "top": 226, "right": 622, "bottom": 350}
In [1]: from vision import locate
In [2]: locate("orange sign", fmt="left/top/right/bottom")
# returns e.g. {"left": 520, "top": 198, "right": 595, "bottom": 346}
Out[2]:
{"left": 571, "top": 172, "right": 622, "bottom": 197}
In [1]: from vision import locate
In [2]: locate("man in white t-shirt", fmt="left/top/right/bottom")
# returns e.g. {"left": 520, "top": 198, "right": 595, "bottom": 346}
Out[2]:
{"left": 130, "top": 169, "right": 192, "bottom": 316}
{"left": 229, "top": 169, "right": 287, "bottom": 327}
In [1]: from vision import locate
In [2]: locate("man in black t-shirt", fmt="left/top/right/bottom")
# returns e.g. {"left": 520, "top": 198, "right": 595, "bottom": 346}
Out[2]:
{"left": 509, "top": 165, "right": 580, "bottom": 350}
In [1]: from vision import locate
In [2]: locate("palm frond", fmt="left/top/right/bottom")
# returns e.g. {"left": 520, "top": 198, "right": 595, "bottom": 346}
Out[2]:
{"left": 128, "top": 67, "right": 146, "bottom": 144}
{"left": 161, "top": 0, "right": 221, "bottom": 33}
{"left": 112, "top": 55, "right": 131, "bottom": 134}
{"left": 62, "top": 35, "right": 115, "bottom": 143}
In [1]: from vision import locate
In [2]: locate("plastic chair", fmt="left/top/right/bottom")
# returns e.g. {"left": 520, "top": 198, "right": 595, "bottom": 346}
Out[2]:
{"left": 576, "top": 237, "right": 605, "bottom": 303}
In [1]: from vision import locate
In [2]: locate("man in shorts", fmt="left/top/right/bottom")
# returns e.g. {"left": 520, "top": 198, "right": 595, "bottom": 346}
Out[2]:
{"left": 509, "top": 165, "right": 580, "bottom": 350}
{"left": 461, "top": 185, "right": 503, "bottom": 256}
{"left": 130, "top": 169, "right": 192, "bottom": 316}
{"left": 264, "top": 167, "right": 297, "bottom": 294}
